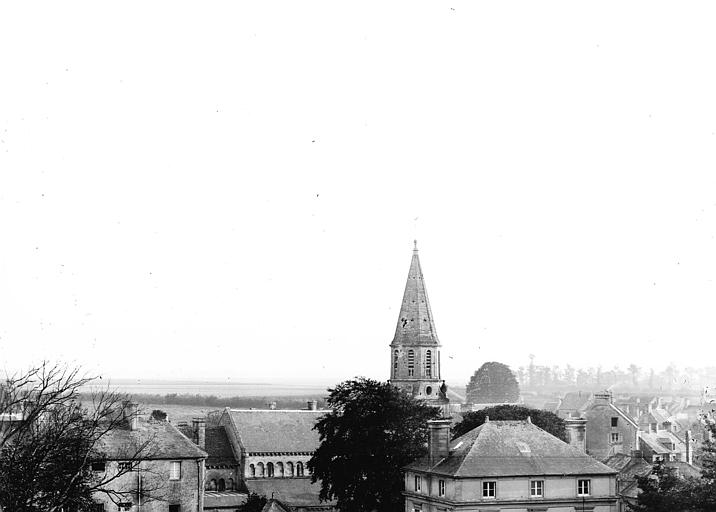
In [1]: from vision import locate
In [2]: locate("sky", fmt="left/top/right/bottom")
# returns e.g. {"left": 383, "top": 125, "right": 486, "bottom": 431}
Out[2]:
{"left": 2, "top": 1, "right": 716, "bottom": 387}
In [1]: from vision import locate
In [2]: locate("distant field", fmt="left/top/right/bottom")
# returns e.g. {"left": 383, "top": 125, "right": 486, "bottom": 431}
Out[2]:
{"left": 83, "top": 380, "right": 331, "bottom": 397}
{"left": 139, "top": 403, "right": 224, "bottom": 424}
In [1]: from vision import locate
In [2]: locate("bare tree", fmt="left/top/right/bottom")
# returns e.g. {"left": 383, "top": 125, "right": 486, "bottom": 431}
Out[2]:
{"left": 0, "top": 362, "right": 162, "bottom": 512}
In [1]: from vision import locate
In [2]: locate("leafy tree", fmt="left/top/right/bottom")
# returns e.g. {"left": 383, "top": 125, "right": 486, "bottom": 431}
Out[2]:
{"left": 452, "top": 404, "right": 567, "bottom": 441}
{"left": 308, "top": 377, "right": 441, "bottom": 512}
{"left": 150, "top": 409, "right": 167, "bottom": 421}
{"left": 238, "top": 492, "right": 268, "bottom": 512}
{"left": 0, "top": 362, "right": 157, "bottom": 511}
{"left": 627, "top": 461, "right": 699, "bottom": 512}
{"left": 465, "top": 362, "right": 519, "bottom": 404}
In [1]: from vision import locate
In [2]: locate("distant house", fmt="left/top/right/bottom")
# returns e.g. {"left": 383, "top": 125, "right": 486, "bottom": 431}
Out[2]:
{"left": 583, "top": 392, "right": 640, "bottom": 460}
{"left": 404, "top": 418, "right": 618, "bottom": 511}
{"left": 555, "top": 391, "right": 594, "bottom": 419}
{"left": 604, "top": 452, "right": 701, "bottom": 512}
{"left": 210, "top": 406, "right": 336, "bottom": 512}
{"left": 92, "top": 404, "right": 207, "bottom": 512}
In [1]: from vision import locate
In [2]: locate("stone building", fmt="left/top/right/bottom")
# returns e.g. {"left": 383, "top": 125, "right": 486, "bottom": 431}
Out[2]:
{"left": 389, "top": 242, "right": 449, "bottom": 413}
{"left": 583, "top": 392, "right": 639, "bottom": 460}
{"left": 404, "top": 418, "right": 618, "bottom": 511}
{"left": 208, "top": 406, "right": 335, "bottom": 511}
{"left": 92, "top": 404, "right": 207, "bottom": 512}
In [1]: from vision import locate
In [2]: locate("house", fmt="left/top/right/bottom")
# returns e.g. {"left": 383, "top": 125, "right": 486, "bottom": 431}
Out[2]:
{"left": 555, "top": 391, "right": 594, "bottom": 419}
{"left": 404, "top": 418, "right": 618, "bottom": 511}
{"left": 209, "top": 406, "right": 335, "bottom": 512}
{"left": 178, "top": 418, "right": 246, "bottom": 511}
{"left": 583, "top": 392, "right": 640, "bottom": 460}
{"left": 92, "top": 403, "right": 207, "bottom": 512}
{"left": 604, "top": 451, "right": 701, "bottom": 512}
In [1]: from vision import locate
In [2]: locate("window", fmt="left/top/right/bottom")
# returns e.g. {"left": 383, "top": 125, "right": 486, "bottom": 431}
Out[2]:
{"left": 438, "top": 479, "right": 445, "bottom": 497}
{"left": 249, "top": 464, "right": 255, "bottom": 478}
{"left": 286, "top": 461, "right": 294, "bottom": 476}
{"left": 482, "top": 481, "right": 496, "bottom": 498}
{"left": 169, "top": 461, "right": 181, "bottom": 480}
{"left": 296, "top": 461, "right": 304, "bottom": 477}
{"left": 218, "top": 478, "right": 226, "bottom": 491}
{"left": 408, "top": 350, "right": 415, "bottom": 377}
{"left": 530, "top": 480, "right": 544, "bottom": 497}
{"left": 91, "top": 461, "right": 106, "bottom": 472}
{"left": 394, "top": 350, "right": 399, "bottom": 373}
{"left": 267, "top": 462, "right": 274, "bottom": 477}
{"left": 414, "top": 475, "right": 422, "bottom": 492}
{"left": 257, "top": 462, "right": 265, "bottom": 477}
{"left": 651, "top": 422, "right": 658, "bottom": 433}
{"left": 611, "top": 417, "right": 618, "bottom": 427}
{"left": 168, "top": 506, "right": 180, "bottom": 512}
{"left": 425, "top": 350, "right": 432, "bottom": 377}
{"left": 276, "top": 462, "right": 284, "bottom": 477}
{"left": 117, "top": 503, "right": 132, "bottom": 512}
{"left": 118, "top": 461, "right": 133, "bottom": 471}
{"left": 611, "top": 432, "right": 621, "bottom": 443}
{"left": 577, "top": 479, "right": 591, "bottom": 496}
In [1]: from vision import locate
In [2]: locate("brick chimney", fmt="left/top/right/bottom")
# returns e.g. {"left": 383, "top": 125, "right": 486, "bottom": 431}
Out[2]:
{"left": 564, "top": 417, "right": 587, "bottom": 452}
{"left": 192, "top": 417, "right": 206, "bottom": 450}
{"left": 594, "top": 391, "right": 612, "bottom": 406}
{"left": 686, "top": 430, "right": 693, "bottom": 465}
{"left": 428, "top": 419, "right": 452, "bottom": 463}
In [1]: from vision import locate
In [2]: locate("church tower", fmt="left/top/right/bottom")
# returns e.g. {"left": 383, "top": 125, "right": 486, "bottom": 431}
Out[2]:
{"left": 389, "top": 241, "right": 449, "bottom": 408}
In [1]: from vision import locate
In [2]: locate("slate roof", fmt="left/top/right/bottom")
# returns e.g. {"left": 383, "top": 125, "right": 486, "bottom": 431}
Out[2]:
{"left": 558, "top": 392, "right": 593, "bottom": 414}
{"left": 246, "top": 478, "right": 331, "bottom": 507}
{"left": 603, "top": 453, "right": 651, "bottom": 481}
{"left": 95, "top": 419, "right": 207, "bottom": 460}
{"left": 225, "top": 410, "right": 323, "bottom": 453}
{"left": 405, "top": 420, "right": 616, "bottom": 478}
{"left": 261, "top": 499, "right": 293, "bottom": 512}
{"left": 205, "top": 426, "right": 238, "bottom": 466}
{"left": 639, "top": 431, "right": 686, "bottom": 455}
{"left": 390, "top": 242, "right": 439, "bottom": 346}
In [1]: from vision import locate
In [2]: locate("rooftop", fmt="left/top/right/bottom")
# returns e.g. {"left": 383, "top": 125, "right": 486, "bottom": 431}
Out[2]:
{"left": 95, "top": 419, "right": 207, "bottom": 460}
{"left": 224, "top": 409, "right": 324, "bottom": 453}
{"left": 406, "top": 420, "right": 616, "bottom": 478}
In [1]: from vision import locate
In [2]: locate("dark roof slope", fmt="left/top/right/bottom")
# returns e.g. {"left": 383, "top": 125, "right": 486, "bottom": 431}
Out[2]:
{"left": 226, "top": 410, "right": 323, "bottom": 453}
{"left": 406, "top": 420, "right": 616, "bottom": 478}
{"left": 558, "top": 392, "right": 593, "bottom": 413}
{"left": 205, "top": 426, "right": 238, "bottom": 465}
{"left": 95, "top": 419, "right": 207, "bottom": 460}
{"left": 246, "top": 479, "right": 332, "bottom": 507}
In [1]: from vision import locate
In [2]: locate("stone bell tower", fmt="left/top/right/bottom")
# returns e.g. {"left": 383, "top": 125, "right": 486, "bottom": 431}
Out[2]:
{"left": 389, "top": 241, "right": 449, "bottom": 410}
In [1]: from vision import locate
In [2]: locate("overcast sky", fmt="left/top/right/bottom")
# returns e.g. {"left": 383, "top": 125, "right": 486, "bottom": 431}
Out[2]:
{"left": 2, "top": 1, "right": 716, "bottom": 387}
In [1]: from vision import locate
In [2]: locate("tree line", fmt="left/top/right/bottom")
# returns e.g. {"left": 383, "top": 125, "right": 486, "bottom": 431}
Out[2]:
{"left": 78, "top": 392, "right": 327, "bottom": 410}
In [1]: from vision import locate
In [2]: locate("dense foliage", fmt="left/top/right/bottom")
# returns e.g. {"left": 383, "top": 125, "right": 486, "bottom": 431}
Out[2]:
{"left": 628, "top": 422, "right": 716, "bottom": 511}
{"left": 308, "top": 377, "right": 441, "bottom": 512}
{"left": 465, "top": 362, "right": 520, "bottom": 404}
{"left": 237, "top": 492, "right": 268, "bottom": 512}
{"left": 452, "top": 404, "right": 567, "bottom": 441}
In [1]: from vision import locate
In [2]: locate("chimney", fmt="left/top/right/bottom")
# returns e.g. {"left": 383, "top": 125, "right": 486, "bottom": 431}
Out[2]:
{"left": 428, "top": 419, "right": 452, "bottom": 462}
{"left": 307, "top": 400, "right": 318, "bottom": 411}
{"left": 267, "top": 402, "right": 277, "bottom": 410}
{"left": 125, "top": 401, "right": 139, "bottom": 431}
{"left": 686, "top": 430, "right": 693, "bottom": 465}
{"left": 594, "top": 391, "right": 612, "bottom": 406}
{"left": 564, "top": 417, "right": 587, "bottom": 452}
{"left": 192, "top": 417, "right": 206, "bottom": 450}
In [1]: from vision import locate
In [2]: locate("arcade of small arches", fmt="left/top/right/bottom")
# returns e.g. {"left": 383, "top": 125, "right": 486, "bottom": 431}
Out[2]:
{"left": 248, "top": 461, "right": 308, "bottom": 478}
{"left": 205, "top": 477, "right": 235, "bottom": 492}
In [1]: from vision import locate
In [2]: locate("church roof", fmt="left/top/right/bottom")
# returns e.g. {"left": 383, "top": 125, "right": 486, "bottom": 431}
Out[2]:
{"left": 406, "top": 420, "right": 616, "bottom": 478}
{"left": 224, "top": 409, "right": 323, "bottom": 454}
{"left": 391, "top": 241, "right": 439, "bottom": 346}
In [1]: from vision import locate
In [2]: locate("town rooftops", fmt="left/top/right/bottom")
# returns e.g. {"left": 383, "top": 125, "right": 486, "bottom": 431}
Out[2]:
{"left": 95, "top": 419, "right": 207, "bottom": 460}
{"left": 406, "top": 420, "right": 616, "bottom": 478}
{"left": 558, "top": 392, "right": 593, "bottom": 414}
{"left": 224, "top": 409, "right": 323, "bottom": 453}
{"left": 639, "top": 430, "right": 686, "bottom": 455}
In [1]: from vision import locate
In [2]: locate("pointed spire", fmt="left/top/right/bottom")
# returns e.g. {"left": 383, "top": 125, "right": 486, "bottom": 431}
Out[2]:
{"left": 392, "top": 242, "right": 439, "bottom": 346}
